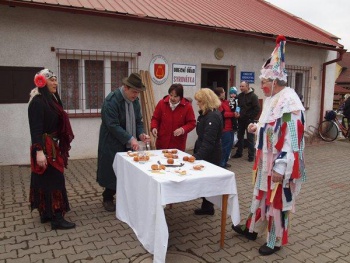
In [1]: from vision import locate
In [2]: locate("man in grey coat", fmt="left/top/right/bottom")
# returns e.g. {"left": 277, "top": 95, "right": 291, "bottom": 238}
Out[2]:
{"left": 97, "top": 73, "right": 150, "bottom": 212}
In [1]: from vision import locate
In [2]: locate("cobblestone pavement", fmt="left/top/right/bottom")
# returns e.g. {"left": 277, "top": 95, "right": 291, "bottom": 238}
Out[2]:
{"left": 1, "top": 140, "right": 350, "bottom": 263}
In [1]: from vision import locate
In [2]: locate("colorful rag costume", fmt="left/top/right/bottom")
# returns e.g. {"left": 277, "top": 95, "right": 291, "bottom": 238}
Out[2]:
{"left": 241, "top": 35, "right": 306, "bottom": 249}
{"left": 247, "top": 87, "right": 306, "bottom": 248}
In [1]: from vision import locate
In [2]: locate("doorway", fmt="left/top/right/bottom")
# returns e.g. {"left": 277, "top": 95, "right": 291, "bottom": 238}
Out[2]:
{"left": 201, "top": 66, "right": 234, "bottom": 98}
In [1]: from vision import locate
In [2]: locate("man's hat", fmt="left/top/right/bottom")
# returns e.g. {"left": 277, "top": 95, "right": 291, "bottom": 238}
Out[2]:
{"left": 229, "top": 86, "right": 237, "bottom": 95}
{"left": 259, "top": 35, "right": 287, "bottom": 82}
{"left": 122, "top": 73, "right": 146, "bottom": 92}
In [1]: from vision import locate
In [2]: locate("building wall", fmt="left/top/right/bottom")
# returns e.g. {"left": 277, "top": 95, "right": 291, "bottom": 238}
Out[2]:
{"left": 0, "top": 5, "right": 336, "bottom": 165}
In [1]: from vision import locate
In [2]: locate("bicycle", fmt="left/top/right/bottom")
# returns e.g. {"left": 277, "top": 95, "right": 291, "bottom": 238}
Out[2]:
{"left": 318, "top": 110, "right": 350, "bottom": 142}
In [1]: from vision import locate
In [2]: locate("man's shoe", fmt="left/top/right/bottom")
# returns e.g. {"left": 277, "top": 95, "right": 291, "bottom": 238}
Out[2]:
{"left": 232, "top": 154, "right": 242, "bottom": 158}
{"left": 194, "top": 208, "right": 215, "bottom": 215}
{"left": 103, "top": 200, "right": 116, "bottom": 212}
{"left": 248, "top": 157, "right": 254, "bottom": 162}
{"left": 258, "top": 243, "right": 281, "bottom": 255}
{"left": 232, "top": 224, "right": 258, "bottom": 240}
{"left": 225, "top": 163, "right": 232, "bottom": 168}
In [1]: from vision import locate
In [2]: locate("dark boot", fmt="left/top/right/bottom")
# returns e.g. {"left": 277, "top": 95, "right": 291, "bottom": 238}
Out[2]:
{"left": 232, "top": 224, "right": 258, "bottom": 240}
{"left": 102, "top": 200, "right": 116, "bottom": 212}
{"left": 258, "top": 243, "right": 281, "bottom": 255}
{"left": 51, "top": 213, "right": 76, "bottom": 230}
{"left": 40, "top": 216, "right": 52, "bottom": 223}
{"left": 102, "top": 188, "right": 116, "bottom": 212}
{"left": 194, "top": 198, "right": 214, "bottom": 215}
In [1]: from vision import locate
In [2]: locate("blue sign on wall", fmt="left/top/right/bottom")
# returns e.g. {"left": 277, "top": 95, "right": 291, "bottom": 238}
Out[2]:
{"left": 240, "top": 72, "right": 255, "bottom": 83}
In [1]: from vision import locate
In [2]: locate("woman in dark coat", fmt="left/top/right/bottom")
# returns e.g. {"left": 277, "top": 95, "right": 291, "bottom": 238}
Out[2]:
{"left": 193, "top": 88, "right": 223, "bottom": 215}
{"left": 28, "top": 69, "right": 75, "bottom": 230}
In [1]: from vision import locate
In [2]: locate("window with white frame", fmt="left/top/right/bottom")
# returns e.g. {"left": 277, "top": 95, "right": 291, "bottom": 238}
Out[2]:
{"left": 56, "top": 48, "right": 140, "bottom": 117}
{"left": 286, "top": 65, "right": 312, "bottom": 109}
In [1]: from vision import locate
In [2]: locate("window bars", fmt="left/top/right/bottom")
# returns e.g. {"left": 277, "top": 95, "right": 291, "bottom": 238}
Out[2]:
{"left": 286, "top": 65, "right": 312, "bottom": 109}
{"left": 56, "top": 48, "right": 140, "bottom": 117}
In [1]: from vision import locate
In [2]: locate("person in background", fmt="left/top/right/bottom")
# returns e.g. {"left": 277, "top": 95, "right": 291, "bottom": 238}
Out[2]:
{"left": 28, "top": 69, "right": 75, "bottom": 230}
{"left": 228, "top": 86, "right": 239, "bottom": 130}
{"left": 213, "top": 87, "right": 235, "bottom": 168}
{"left": 192, "top": 88, "right": 223, "bottom": 215}
{"left": 232, "top": 35, "right": 306, "bottom": 256}
{"left": 341, "top": 93, "right": 350, "bottom": 128}
{"left": 151, "top": 83, "right": 196, "bottom": 151}
{"left": 232, "top": 81, "right": 260, "bottom": 162}
{"left": 228, "top": 86, "right": 239, "bottom": 151}
{"left": 97, "top": 73, "right": 151, "bottom": 212}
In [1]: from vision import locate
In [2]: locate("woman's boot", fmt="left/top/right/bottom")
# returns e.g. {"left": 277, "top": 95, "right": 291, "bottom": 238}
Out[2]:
{"left": 51, "top": 212, "right": 76, "bottom": 230}
{"left": 194, "top": 197, "right": 215, "bottom": 215}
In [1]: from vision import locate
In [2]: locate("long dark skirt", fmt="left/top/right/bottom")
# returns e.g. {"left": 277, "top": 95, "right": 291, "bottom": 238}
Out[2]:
{"left": 29, "top": 165, "right": 70, "bottom": 218}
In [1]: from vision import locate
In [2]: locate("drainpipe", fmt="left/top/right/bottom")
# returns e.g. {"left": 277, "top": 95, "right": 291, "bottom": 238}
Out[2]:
{"left": 320, "top": 49, "right": 346, "bottom": 123}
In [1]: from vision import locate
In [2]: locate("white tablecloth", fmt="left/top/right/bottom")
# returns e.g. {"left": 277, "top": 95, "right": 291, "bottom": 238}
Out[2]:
{"left": 113, "top": 150, "right": 240, "bottom": 263}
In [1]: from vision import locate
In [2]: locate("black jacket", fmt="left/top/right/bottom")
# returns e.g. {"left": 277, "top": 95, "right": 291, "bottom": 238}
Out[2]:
{"left": 237, "top": 89, "right": 260, "bottom": 121}
{"left": 343, "top": 97, "right": 350, "bottom": 119}
{"left": 193, "top": 109, "right": 223, "bottom": 165}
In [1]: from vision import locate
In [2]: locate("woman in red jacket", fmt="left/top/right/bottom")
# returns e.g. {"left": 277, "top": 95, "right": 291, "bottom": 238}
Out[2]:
{"left": 151, "top": 84, "right": 196, "bottom": 151}
{"left": 214, "top": 87, "right": 236, "bottom": 168}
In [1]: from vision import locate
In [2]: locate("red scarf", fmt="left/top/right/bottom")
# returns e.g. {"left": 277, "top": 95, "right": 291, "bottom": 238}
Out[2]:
{"left": 55, "top": 100, "right": 74, "bottom": 168}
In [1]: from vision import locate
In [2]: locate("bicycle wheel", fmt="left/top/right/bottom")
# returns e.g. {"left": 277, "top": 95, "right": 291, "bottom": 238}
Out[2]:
{"left": 318, "top": 120, "right": 338, "bottom": 142}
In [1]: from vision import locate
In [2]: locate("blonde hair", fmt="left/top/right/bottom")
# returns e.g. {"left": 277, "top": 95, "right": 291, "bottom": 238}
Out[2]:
{"left": 345, "top": 93, "right": 350, "bottom": 100}
{"left": 194, "top": 88, "right": 221, "bottom": 114}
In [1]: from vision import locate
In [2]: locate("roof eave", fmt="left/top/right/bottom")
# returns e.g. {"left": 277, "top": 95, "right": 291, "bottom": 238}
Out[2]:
{"left": 0, "top": 0, "right": 345, "bottom": 52}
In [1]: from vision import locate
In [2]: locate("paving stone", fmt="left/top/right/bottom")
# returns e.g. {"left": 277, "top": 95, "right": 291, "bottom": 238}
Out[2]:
{"left": 94, "top": 237, "right": 117, "bottom": 249}
{"left": 40, "top": 242, "right": 63, "bottom": 253}
{"left": 75, "top": 242, "right": 97, "bottom": 253}
{"left": 107, "top": 241, "right": 131, "bottom": 253}
{"left": 5, "top": 241, "right": 28, "bottom": 252}
{"left": 52, "top": 246, "right": 76, "bottom": 258}
{"left": 6, "top": 255, "right": 31, "bottom": 263}
{"left": 123, "top": 245, "right": 148, "bottom": 259}
{"left": 87, "top": 246, "right": 112, "bottom": 257}
{"left": 61, "top": 238, "right": 83, "bottom": 249}
{"left": 30, "top": 251, "right": 54, "bottom": 262}
{"left": 47, "top": 233, "right": 70, "bottom": 244}
{"left": 81, "top": 234, "right": 103, "bottom": 244}
{"left": 0, "top": 250, "right": 17, "bottom": 260}
{"left": 43, "top": 255, "right": 69, "bottom": 263}
{"left": 16, "top": 232, "right": 36, "bottom": 243}
{"left": 102, "top": 251, "right": 129, "bottom": 262}
{"left": 309, "top": 253, "right": 335, "bottom": 263}
{"left": 29, "top": 237, "right": 49, "bottom": 248}
{"left": 66, "top": 251, "right": 90, "bottom": 262}
{"left": 334, "top": 243, "right": 350, "bottom": 256}
{"left": 17, "top": 245, "right": 40, "bottom": 257}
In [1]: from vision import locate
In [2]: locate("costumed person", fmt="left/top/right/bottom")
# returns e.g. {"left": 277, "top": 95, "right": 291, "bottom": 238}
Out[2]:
{"left": 213, "top": 87, "right": 235, "bottom": 168}
{"left": 151, "top": 83, "right": 196, "bottom": 151}
{"left": 232, "top": 35, "right": 306, "bottom": 255}
{"left": 28, "top": 69, "right": 75, "bottom": 230}
{"left": 193, "top": 88, "right": 223, "bottom": 215}
{"left": 97, "top": 73, "right": 151, "bottom": 212}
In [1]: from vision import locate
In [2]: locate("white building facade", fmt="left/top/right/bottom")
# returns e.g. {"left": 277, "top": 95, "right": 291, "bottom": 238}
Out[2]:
{"left": 0, "top": 5, "right": 338, "bottom": 165}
